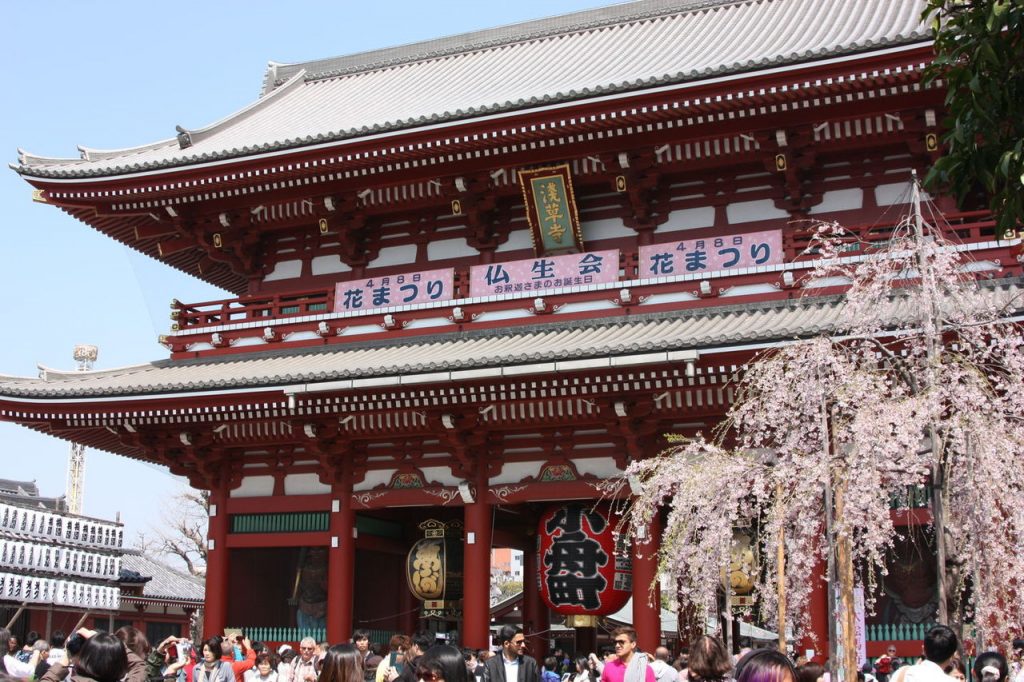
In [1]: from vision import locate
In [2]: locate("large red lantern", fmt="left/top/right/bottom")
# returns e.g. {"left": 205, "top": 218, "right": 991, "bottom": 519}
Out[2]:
{"left": 537, "top": 502, "right": 631, "bottom": 624}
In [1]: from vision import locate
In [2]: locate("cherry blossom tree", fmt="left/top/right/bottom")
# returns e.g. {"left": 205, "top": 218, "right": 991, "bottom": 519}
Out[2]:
{"left": 611, "top": 189, "right": 1024, "bottom": 678}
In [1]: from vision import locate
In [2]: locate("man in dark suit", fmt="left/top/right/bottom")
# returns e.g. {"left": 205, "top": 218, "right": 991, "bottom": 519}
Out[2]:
{"left": 484, "top": 626, "right": 539, "bottom": 682}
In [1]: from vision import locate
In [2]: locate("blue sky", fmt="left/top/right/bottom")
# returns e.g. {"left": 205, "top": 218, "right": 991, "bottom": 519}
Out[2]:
{"left": 1, "top": 0, "right": 614, "bottom": 550}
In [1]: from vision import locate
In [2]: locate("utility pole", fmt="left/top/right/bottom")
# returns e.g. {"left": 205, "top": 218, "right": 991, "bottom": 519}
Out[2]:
{"left": 66, "top": 344, "right": 98, "bottom": 514}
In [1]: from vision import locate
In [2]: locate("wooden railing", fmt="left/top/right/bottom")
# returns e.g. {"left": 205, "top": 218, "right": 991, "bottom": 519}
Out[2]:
{"left": 867, "top": 622, "right": 937, "bottom": 642}
{"left": 171, "top": 289, "right": 334, "bottom": 330}
{"left": 789, "top": 210, "right": 999, "bottom": 253}
{"left": 889, "top": 484, "right": 932, "bottom": 510}
{"left": 230, "top": 626, "right": 402, "bottom": 647}
{"left": 171, "top": 212, "right": 1002, "bottom": 334}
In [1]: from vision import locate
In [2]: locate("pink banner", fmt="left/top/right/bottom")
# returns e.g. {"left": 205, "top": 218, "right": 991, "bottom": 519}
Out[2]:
{"left": 333, "top": 268, "right": 454, "bottom": 312}
{"left": 470, "top": 249, "right": 619, "bottom": 296}
{"left": 639, "top": 229, "right": 783, "bottom": 276}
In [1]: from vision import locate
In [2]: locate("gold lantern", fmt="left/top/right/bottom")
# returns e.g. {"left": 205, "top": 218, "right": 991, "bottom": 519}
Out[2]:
{"left": 406, "top": 519, "right": 463, "bottom": 619}
{"left": 722, "top": 530, "right": 757, "bottom": 607}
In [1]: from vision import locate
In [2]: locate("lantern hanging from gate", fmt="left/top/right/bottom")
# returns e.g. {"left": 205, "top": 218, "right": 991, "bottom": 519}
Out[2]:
{"left": 537, "top": 502, "right": 630, "bottom": 627}
{"left": 721, "top": 529, "right": 757, "bottom": 608}
{"left": 406, "top": 519, "right": 464, "bottom": 619}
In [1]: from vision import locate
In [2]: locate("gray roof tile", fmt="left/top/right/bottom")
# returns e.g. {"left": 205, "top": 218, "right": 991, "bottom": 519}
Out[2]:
{"left": 4, "top": 284, "right": 1019, "bottom": 401}
{"left": 120, "top": 550, "right": 204, "bottom": 602}
{"left": 15, "top": 0, "right": 930, "bottom": 178}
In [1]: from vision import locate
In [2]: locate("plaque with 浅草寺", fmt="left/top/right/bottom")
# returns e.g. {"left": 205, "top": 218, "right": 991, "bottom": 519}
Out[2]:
{"left": 519, "top": 164, "right": 584, "bottom": 255}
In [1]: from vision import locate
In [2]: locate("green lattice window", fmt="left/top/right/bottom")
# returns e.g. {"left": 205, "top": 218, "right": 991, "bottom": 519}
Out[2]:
{"left": 231, "top": 512, "right": 329, "bottom": 533}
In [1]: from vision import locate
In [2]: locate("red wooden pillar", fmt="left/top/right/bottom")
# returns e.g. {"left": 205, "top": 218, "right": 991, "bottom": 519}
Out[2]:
{"left": 801, "top": 552, "right": 830, "bottom": 664}
{"left": 632, "top": 515, "right": 662, "bottom": 653}
{"left": 204, "top": 485, "right": 230, "bottom": 638}
{"left": 463, "top": 472, "right": 493, "bottom": 650}
{"left": 327, "top": 458, "right": 356, "bottom": 643}
{"left": 522, "top": 543, "right": 549, "bottom": 662}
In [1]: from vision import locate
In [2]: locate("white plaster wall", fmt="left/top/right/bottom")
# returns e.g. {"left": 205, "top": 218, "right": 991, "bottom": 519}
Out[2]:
{"left": 232, "top": 337, "right": 269, "bottom": 347}
{"left": 656, "top": 207, "right": 716, "bottom": 234}
{"left": 311, "top": 255, "right": 352, "bottom": 276}
{"left": 428, "top": 237, "right": 477, "bottom": 260}
{"left": 284, "top": 473, "right": 331, "bottom": 495}
{"left": 231, "top": 476, "right": 275, "bottom": 498}
{"left": 404, "top": 317, "right": 455, "bottom": 330}
{"left": 489, "top": 461, "right": 544, "bottom": 485}
{"left": 338, "top": 323, "right": 388, "bottom": 336}
{"left": 809, "top": 188, "right": 863, "bottom": 214}
{"left": 875, "top": 181, "right": 931, "bottom": 206}
{"left": 803, "top": 275, "right": 854, "bottom": 289}
{"left": 583, "top": 217, "right": 634, "bottom": 240}
{"left": 421, "top": 466, "right": 460, "bottom": 487}
{"left": 368, "top": 244, "right": 417, "bottom": 268}
{"left": 720, "top": 283, "right": 781, "bottom": 298}
{"left": 285, "top": 331, "right": 322, "bottom": 342}
{"left": 474, "top": 308, "right": 534, "bottom": 322}
{"left": 637, "top": 291, "right": 699, "bottom": 306}
{"left": 263, "top": 259, "right": 303, "bottom": 281}
{"left": 355, "top": 469, "right": 393, "bottom": 492}
{"left": 574, "top": 457, "right": 623, "bottom": 479}
{"left": 960, "top": 260, "right": 999, "bottom": 273}
{"left": 726, "top": 199, "right": 789, "bottom": 224}
{"left": 496, "top": 229, "right": 533, "bottom": 253}
{"left": 555, "top": 300, "right": 620, "bottom": 314}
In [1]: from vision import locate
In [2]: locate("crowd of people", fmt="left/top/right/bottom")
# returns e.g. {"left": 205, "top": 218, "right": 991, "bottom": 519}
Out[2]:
{"left": 1, "top": 623, "right": 1022, "bottom": 682}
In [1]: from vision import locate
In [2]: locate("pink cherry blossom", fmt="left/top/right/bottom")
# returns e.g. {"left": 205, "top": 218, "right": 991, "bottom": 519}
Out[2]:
{"left": 608, "top": 207, "right": 1024, "bottom": 659}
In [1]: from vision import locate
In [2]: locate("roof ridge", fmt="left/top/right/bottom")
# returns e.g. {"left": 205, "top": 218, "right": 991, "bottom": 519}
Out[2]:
{"left": 181, "top": 69, "right": 307, "bottom": 149}
{"left": 262, "top": 0, "right": 740, "bottom": 93}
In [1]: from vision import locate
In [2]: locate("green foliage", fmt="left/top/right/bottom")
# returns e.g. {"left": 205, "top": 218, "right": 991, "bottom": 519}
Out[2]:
{"left": 923, "top": 0, "right": 1024, "bottom": 236}
{"left": 496, "top": 579, "right": 523, "bottom": 601}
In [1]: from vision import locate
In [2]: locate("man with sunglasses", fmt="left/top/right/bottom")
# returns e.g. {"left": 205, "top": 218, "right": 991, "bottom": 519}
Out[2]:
{"left": 483, "top": 626, "right": 538, "bottom": 682}
{"left": 600, "top": 628, "right": 653, "bottom": 682}
{"left": 294, "top": 638, "right": 319, "bottom": 682}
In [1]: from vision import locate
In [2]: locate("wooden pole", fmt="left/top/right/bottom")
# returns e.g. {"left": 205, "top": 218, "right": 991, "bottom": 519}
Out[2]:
{"left": 776, "top": 482, "right": 787, "bottom": 653}
{"left": 912, "top": 172, "right": 948, "bottom": 624}
{"left": 834, "top": 480, "right": 858, "bottom": 682}
{"left": 820, "top": 393, "right": 838, "bottom": 675}
{"left": 72, "top": 611, "right": 90, "bottom": 632}
{"left": 4, "top": 602, "right": 27, "bottom": 630}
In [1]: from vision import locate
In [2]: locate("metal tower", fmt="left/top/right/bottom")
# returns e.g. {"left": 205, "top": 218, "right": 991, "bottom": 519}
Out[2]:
{"left": 66, "top": 344, "right": 98, "bottom": 514}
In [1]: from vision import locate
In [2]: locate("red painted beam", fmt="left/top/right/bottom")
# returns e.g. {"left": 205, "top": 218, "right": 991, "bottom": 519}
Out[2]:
{"left": 225, "top": 531, "right": 329, "bottom": 548}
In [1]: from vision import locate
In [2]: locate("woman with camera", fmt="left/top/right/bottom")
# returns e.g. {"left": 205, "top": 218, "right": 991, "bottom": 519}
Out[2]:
{"left": 40, "top": 630, "right": 129, "bottom": 682}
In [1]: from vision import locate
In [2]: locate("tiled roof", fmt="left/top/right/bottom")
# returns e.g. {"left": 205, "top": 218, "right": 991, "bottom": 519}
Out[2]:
{"left": 0, "top": 479, "right": 39, "bottom": 496}
{"left": 13, "top": 0, "right": 930, "bottom": 178}
{"left": 0, "top": 480, "right": 65, "bottom": 512}
{"left": 120, "top": 550, "right": 205, "bottom": 603}
{"left": 3, "top": 283, "right": 1020, "bottom": 401}
{"left": 0, "top": 493, "right": 65, "bottom": 512}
